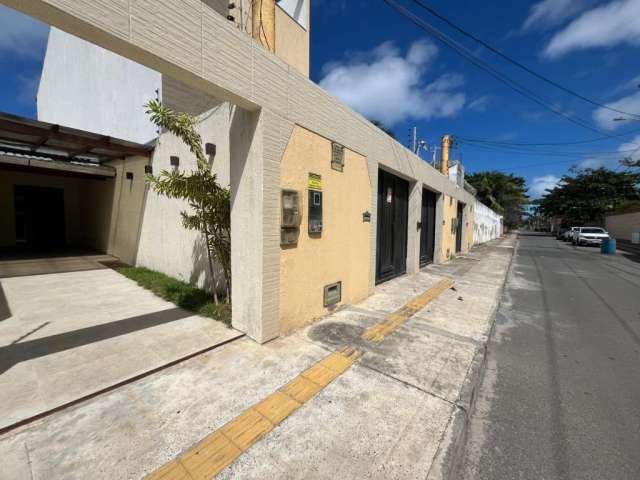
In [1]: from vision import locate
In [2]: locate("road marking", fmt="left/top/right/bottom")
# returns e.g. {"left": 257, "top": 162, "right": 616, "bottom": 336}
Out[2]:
{"left": 362, "top": 279, "right": 454, "bottom": 343}
{"left": 145, "top": 346, "right": 361, "bottom": 480}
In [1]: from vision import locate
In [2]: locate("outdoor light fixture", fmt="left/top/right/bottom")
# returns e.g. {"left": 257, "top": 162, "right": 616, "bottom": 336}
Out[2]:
{"left": 205, "top": 143, "right": 216, "bottom": 156}
{"left": 126, "top": 172, "right": 134, "bottom": 180}
{"left": 144, "top": 165, "right": 153, "bottom": 174}
{"left": 170, "top": 155, "right": 180, "bottom": 167}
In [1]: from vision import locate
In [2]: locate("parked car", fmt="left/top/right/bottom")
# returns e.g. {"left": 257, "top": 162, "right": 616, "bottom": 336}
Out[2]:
{"left": 572, "top": 227, "right": 610, "bottom": 246}
{"left": 556, "top": 228, "right": 568, "bottom": 240}
{"left": 564, "top": 227, "right": 580, "bottom": 241}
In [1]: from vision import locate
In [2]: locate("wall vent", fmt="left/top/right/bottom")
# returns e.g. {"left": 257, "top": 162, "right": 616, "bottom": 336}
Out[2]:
{"left": 323, "top": 281, "right": 342, "bottom": 307}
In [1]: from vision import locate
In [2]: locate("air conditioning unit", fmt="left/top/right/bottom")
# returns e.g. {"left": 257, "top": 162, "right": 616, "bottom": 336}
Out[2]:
{"left": 632, "top": 232, "right": 640, "bottom": 244}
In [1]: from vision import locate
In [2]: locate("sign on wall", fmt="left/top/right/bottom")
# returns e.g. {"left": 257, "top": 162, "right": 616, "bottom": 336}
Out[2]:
{"left": 308, "top": 173, "right": 322, "bottom": 190}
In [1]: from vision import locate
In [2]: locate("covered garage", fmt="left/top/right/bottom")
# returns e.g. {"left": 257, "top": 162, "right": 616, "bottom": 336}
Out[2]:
{"left": 0, "top": 112, "right": 152, "bottom": 273}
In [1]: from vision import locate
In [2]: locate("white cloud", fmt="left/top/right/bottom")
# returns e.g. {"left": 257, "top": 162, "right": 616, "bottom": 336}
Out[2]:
{"left": 468, "top": 95, "right": 491, "bottom": 112}
{"left": 611, "top": 74, "right": 640, "bottom": 95}
{"left": 319, "top": 40, "right": 466, "bottom": 126}
{"left": 522, "top": 0, "right": 592, "bottom": 32}
{"left": 578, "top": 157, "right": 609, "bottom": 169}
{"left": 543, "top": 0, "right": 640, "bottom": 59}
{"left": 592, "top": 91, "right": 640, "bottom": 130}
{"left": 529, "top": 175, "right": 561, "bottom": 198}
{"left": 0, "top": 5, "right": 49, "bottom": 60}
{"left": 619, "top": 135, "right": 640, "bottom": 160}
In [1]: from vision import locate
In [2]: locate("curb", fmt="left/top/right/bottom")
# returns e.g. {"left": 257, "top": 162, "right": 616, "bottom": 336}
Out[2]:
{"left": 427, "top": 235, "right": 518, "bottom": 480}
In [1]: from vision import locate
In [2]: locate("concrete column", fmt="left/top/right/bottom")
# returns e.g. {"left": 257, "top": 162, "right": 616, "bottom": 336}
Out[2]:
{"left": 229, "top": 106, "right": 292, "bottom": 343}
{"left": 406, "top": 181, "right": 421, "bottom": 275}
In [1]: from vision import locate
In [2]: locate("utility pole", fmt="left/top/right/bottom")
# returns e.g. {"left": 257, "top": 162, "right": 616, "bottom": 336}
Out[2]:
{"left": 410, "top": 126, "right": 418, "bottom": 154}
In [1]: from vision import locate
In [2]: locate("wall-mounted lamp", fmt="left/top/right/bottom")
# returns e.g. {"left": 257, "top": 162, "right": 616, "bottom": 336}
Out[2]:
{"left": 126, "top": 171, "right": 134, "bottom": 180}
{"left": 205, "top": 143, "right": 217, "bottom": 157}
{"left": 170, "top": 156, "right": 180, "bottom": 167}
{"left": 144, "top": 165, "right": 153, "bottom": 174}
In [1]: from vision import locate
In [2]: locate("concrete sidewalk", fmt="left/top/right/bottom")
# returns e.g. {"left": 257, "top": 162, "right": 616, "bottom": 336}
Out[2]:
{"left": 1, "top": 236, "right": 514, "bottom": 480}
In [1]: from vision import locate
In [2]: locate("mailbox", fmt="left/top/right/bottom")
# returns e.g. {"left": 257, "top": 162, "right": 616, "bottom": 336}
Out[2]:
{"left": 308, "top": 189, "right": 323, "bottom": 234}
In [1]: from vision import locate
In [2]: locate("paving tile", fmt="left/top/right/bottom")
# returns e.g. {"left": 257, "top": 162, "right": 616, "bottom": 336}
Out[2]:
{"left": 254, "top": 391, "right": 301, "bottom": 424}
{"left": 280, "top": 376, "right": 323, "bottom": 403}
{"left": 221, "top": 409, "right": 273, "bottom": 450}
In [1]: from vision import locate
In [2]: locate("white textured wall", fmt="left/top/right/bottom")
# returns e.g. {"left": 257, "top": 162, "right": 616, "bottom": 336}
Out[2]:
{"left": 474, "top": 201, "right": 502, "bottom": 245}
{"left": 37, "top": 28, "right": 160, "bottom": 145}
{"left": 136, "top": 100, "right": 233, "bottom": 294}
{"left": 605, "top": 211, "right": 640, "bottom": 241}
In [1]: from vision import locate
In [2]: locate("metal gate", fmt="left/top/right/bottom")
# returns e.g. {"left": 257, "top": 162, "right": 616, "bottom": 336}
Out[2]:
{"left": 376, "top": 169, "right": 408, "bottom": 284}
{"left": 456, "top": 201, "right": 465, "bottom": 253}
{"left": 419, "top": 189, "right": 437, "bottom": 266}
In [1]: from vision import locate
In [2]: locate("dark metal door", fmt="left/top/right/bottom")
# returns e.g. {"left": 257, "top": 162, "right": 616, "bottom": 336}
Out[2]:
{"left": 456, "top": 201, "right": 464, "bottom": 253}
{"left": 376, "top": 169, "right": 408, "bottom": 284}
{"left": 419, "top": 189, "right": 437, "bottom": 266}
{"left": 14, "top": 185, "right": 66, "bottom": 249}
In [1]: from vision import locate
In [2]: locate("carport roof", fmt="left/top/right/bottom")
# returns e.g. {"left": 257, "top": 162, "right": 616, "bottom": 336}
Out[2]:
{"left": 0, "top": 111, "right": 154, "bottom": 164}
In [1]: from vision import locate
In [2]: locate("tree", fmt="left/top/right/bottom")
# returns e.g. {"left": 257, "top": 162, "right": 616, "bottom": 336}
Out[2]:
{"left": 539, "top": 167, "right": 640, "bottom": 225}
{"left": 145, "top": 100, "right": 231, "bottom": 303}
{"left": 620, "top": 156, "right": 640, "bottom": 168}
{"left": 370, "top": 120, "right": 396, "bottom": 139}
{"left": 466, "top": 171, "right": 529, "bottom": 229}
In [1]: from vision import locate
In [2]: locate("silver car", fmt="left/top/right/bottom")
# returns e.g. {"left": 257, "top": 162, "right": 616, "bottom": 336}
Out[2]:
{"left": 572, "top": 227, "right": 609, "bottom": 246}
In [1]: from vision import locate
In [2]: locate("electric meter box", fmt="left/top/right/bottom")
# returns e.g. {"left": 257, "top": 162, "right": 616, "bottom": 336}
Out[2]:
{"left": 308, "top": 189, "right": 323, "bottom": 234}
{"left": 281, "top": 189, "right": 301, "bottom": 246}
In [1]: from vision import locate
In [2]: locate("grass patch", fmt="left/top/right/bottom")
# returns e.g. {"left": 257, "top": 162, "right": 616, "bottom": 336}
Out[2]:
{"left": 116, "top": 266, "right": 231, "bottom": 326}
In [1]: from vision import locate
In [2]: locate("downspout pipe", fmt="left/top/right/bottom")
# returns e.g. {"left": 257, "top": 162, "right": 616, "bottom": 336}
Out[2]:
{"left": 252, "top": 0, "right": 276, "bottom": 52}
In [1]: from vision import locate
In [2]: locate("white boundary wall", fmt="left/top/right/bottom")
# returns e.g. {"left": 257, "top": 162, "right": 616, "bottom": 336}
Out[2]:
{"left": 474, "top": 201, "right": 502, "bottom": 245}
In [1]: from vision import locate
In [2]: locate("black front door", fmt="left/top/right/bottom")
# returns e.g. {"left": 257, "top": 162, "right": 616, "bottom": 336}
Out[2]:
{"left": 419, "top": 189, "right": 437, "bottom": 266}
{"left": 376, "top": 169, "right": 408, "bottom": 284}
{"left": 14, "top": 185, "right": 66, "bottom": 249}
{"left": 456, "top": 201, "right": 464, "bottom": 253}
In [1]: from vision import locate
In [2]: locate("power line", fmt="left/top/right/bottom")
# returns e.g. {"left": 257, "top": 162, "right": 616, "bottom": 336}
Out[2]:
{"left": 382, "top": 0, "right": 619, "bottom": 137}
{"left": 456, "top": 127, "right": 640, "bottom": 147}
{"left": 409, "top": 0, "right": 640, "bottom": 120}
{"left": 458, "top": 140, "right": 635, "bottom": 158}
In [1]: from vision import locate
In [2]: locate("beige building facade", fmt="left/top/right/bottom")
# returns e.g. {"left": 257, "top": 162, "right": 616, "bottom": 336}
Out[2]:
{"left": 2, "top": 0, "right": 496, "bottom": 344}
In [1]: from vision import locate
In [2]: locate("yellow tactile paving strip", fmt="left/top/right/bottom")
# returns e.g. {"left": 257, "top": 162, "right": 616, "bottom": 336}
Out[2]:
{"left": 145, "top": 346, "right": 362, "bottom": 480}
{"left": 146, "top": 280, "right": 451, "bottom": 479}
{"left": 362, "top": 279, "right": 455, "bottom": 342}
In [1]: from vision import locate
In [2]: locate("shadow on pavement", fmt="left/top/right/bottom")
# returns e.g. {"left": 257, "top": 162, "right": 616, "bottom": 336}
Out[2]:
{"left": 0, "top": 307, "right": 192, "bottom": 374}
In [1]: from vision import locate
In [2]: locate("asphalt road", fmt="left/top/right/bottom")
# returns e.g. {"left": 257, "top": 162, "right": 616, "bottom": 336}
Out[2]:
{"left": 460, "top": 232, "right": 640, "bottom": 480}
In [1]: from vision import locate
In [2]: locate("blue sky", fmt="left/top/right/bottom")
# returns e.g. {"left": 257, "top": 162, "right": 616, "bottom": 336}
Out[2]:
{"left": 1, "top": 0, "right": 640, "bottom": 198}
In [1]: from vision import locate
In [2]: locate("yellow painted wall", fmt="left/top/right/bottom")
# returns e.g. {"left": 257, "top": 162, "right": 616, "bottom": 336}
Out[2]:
{"left": 440, "top": 194, "right": 457, "bottom": 261}
{"left": 280, "top": 126, "right": 371, "bottom": 334}
{"left": 275, "top": 6, "right": 309, "bottom": 77}
{"left": 104, "top": 156, "right": 149, "bottom": 265}
{"left": 465, "top": 203, "right": 474, "bottom": 251}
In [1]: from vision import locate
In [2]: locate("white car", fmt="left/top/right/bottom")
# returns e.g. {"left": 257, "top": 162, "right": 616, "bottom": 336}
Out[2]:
{"left": 572, "top": 227, "right": 610, "bottom": 246}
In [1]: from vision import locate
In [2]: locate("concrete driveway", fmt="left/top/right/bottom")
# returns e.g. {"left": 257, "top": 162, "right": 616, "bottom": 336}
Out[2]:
{"left": 0, "top": 257, "right": 241, "bottom": 431}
